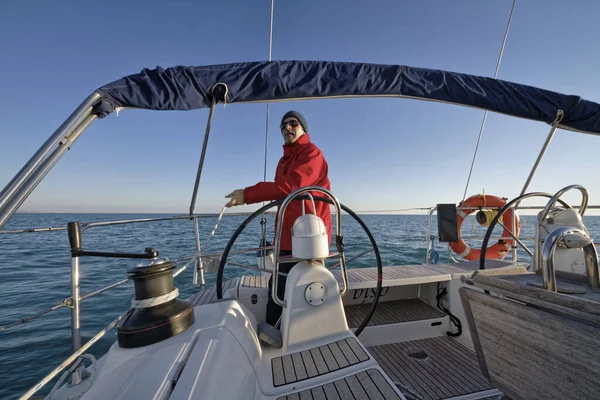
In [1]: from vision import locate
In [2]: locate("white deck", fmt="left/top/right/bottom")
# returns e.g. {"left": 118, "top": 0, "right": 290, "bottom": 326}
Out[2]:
{"left": 186, "top": 262, "right": 508, "bottom": 400}
{"left": 332, "top": 265, "right": 451, "bottom": 290}
{"left": 229, "top": 261, "right": 526, "bottom": 294}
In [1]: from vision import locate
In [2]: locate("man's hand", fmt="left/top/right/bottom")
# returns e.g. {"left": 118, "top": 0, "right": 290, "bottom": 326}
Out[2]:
{"left": 225, "top": 189, "right": 245, "bottom": 207}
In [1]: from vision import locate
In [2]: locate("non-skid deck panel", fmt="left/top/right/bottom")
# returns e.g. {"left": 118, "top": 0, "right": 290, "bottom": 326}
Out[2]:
{"left": 276, "top": 368, "right": 401, "bottom": 400}
{"left": 367, "top": 336, "right": 493, "bottom": 400}
{"left": 333, "top": 265, "right": 450, "bottom": 290}
{"left": 272, "top": 337, "right": 369, "bottom": 387}
{"left": 240, "top": 275, "right": 269, "bottom": 288}
{"left": 188, "top": 277, "right": 240, "bottom": 306}
{"left": 344, "top": 298, "right": 446, "bottom": 328}
{"left": 430, "top": 260, "right": 528, "bottom": 280}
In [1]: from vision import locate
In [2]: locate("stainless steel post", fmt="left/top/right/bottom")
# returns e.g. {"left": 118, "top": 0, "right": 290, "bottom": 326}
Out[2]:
{"left": 518, "top": 110, "right": 564, "bottom": 199}
{"left": 193, "top": 217, "right": 205, "bottom": 285}
{"left": 425, "top": 207, "right": 437, "bottom": 264}
{"left": 71, "top": 256, "right": 81, "bottom": 352}
{"left": 511, "top": 209, "right": 518, "bottom": 261}
{"left": 189, "top": 99, "right": 217, "bottom": 215}
{"left": 0, "top": 114, "right": 97, "bottom": 229}
{"left": 0, "top": 92, "right": 101, "bottom": 211}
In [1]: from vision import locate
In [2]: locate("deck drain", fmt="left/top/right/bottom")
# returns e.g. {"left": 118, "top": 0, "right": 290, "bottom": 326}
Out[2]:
{"left": 407, "top": 349, "right": 428, "bottom": 360}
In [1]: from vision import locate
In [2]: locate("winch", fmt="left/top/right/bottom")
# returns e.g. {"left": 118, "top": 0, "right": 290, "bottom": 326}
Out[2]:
{"left": 117, "top": 258, "right": 195, "bottom": 348}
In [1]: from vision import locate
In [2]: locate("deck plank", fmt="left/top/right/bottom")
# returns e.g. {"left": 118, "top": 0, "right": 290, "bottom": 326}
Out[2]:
{"left": 318, "top": 345, "right": 340, "bottom": 372}
{"left": 282, "top": 355, "right": 297, "bottom": 384}
{"left": 301, "top": 350, "right": 319, "bottom": 378}
{"left": 337, "top": 339, "right": 360, "bottom": 365}
{"left": 333, "top": 379, "right": 355, "bottom": 400}
{"left": 272, "top": 337, "right": 370, "bottom": 387}
{"left": 322, "top": 383, "right": 341, "bottom": 400}
{"left": 345, "top": 338, "right": 369, "bottom": 362}
{"left": 369, "top": 344, "right": 437, "bottom": 400}
{"left": 292, "top": 352, "right": 308, "bottom": 381}
{"left": 367, "top": 336, "right": 494, "bottom": 400}
{"left": 272, "top": 357, "right": 286, "bottom": 387}
{"left": 328, "top": 342, "right": 350, "bottom": 368}
{"left": 281, "top": 368, "right": 401, "bottom": 400}
{"left": 356, "top": 371, "right": 385, "bottom": 400}
{"left": 298, "top": 390, "right": 312, "bottom": 400}
{"left": 190, "top": 277, "right": 241, "bottom": 306}
{"left": 333, "top": 265, "right": 451, "bottom": 290}
{"left": 310, "top": 347, "right": 330, "bottom": 375}
{"left": 367, "top": 369, "right": 402, "bottom": 400}
{"left": 311, "top": 386, "right": 327, "bottom": 400}
{"left": 345, "top": 375, "right": 369, "bottom": 400}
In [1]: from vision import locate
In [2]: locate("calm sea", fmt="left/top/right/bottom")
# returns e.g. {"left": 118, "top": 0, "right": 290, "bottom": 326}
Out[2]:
{"left": 2, "top": 212, "right": 600, "bottom": 399}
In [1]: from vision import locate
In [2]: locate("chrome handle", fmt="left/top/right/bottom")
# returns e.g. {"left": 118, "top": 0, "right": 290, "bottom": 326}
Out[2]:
{"left": 541, "top": 226, "right": 600, "bottom": 291}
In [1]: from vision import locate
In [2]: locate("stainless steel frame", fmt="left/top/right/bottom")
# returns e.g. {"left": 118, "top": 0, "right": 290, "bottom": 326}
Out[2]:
{"left": 271, "top": 187, "right": 348, "bottom": 307}
{"left": 189, "top": 98, "right": 217, "bottom": 216}
{"left": 541, "top": 226, "right": 600, "bottom": 291}
{"left": 534, "top": 184, "right": 589, "bottom": 272}
{"left": 423, "top": 203, "right": 600, "bottom": 264}
{"left": 70, "top": 256, "right": 82, "bottom": 353}
{"left": 517, "top": 110, "right": 564, "bottom": 199}
{"left": 0, "top": 93, "right": 101, "bottom": 230}
{"left": 0, "top": 93, "right": 100, "bottom": 207}
{"left": 193, "top": 217, "right": 205, "bottom": 285}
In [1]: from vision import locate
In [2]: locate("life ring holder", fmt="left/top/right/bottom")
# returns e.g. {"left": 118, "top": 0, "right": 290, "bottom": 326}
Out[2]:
{"left": 449, "top": 194, "right": 520, "bottom": 261}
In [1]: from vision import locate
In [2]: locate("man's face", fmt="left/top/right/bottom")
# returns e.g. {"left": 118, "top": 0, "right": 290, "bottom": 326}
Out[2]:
{"left": 280, "top": 117, "right": 305, "bottom": 144}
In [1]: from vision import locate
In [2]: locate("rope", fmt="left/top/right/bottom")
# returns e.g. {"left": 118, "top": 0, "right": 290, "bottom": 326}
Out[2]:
{"left": 469, "top": 190, "right": 499, "bottom": 236}
{"left": 461, "top": 0, "right": 517, "bottom": 205}
{"left": 131, "top": 289, "right": 179, "bottom": 309}
{"left": 477, "top": 209, "right": 500, "bottom": 227}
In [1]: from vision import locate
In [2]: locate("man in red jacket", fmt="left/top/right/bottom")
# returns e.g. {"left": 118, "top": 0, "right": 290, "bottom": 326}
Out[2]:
{"left": 225, "top": 111, "right": 332, "bottom": 326}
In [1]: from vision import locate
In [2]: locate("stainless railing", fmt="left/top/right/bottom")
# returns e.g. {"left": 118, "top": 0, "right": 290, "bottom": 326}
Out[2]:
{"left": 424, "top": 203, "right": 600, "bottom": 265}
{"left": 0, "top": 211, "right": 275, "bottom": 399}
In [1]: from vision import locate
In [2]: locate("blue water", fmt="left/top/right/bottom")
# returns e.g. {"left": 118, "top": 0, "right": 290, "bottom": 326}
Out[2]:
{"left": 2, "top": 213, "right": 600, "bottom": 399}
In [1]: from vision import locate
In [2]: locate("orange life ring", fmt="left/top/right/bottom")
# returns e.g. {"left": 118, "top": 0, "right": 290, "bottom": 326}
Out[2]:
{"left": 449, "top": 194, "right": 520, "bottom": 261}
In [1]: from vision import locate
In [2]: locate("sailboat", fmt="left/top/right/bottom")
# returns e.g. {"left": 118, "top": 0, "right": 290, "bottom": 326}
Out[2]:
{"left": 2, "top": 53, "right": 600, "bottom": 400}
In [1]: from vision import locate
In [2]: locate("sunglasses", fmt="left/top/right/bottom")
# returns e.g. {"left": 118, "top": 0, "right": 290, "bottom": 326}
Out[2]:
{"left": 280, "top": 120, "right": 300, "bottom": 131}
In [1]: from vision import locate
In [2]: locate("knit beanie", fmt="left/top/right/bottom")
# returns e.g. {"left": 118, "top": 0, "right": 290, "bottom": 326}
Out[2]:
{"left": 281, "top": 111, "right": 308, "bottom": 133}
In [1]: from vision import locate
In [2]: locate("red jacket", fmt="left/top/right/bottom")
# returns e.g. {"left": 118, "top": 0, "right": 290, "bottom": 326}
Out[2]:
{"left": 244, "top": 134, "right": 332, "bottom": 251}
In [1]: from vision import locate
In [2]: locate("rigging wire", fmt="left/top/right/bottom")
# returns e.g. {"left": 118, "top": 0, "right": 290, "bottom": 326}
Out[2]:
{"left": 260, "top": 0, "right": 275, "bottom": 252}
{"left": 461, "top": 0, "right": 517, "bottom": 204}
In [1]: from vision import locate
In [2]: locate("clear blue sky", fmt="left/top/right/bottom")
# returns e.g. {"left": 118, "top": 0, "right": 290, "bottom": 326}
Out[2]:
{"left": 1, "top": 0, "right": 600, "bottom": 214}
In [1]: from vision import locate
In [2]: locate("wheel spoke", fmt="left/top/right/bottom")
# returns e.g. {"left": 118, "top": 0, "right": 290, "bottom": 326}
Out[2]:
{"left": 328, "top": 248, "right": 374, "bottom": 270}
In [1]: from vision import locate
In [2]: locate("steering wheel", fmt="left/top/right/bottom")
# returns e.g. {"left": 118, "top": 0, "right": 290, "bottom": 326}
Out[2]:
{"left": 479, "top": 192, "right": 571, "bottom": 270}
{"left": 215, "top": 195, "right": 383, "bottom": 336}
